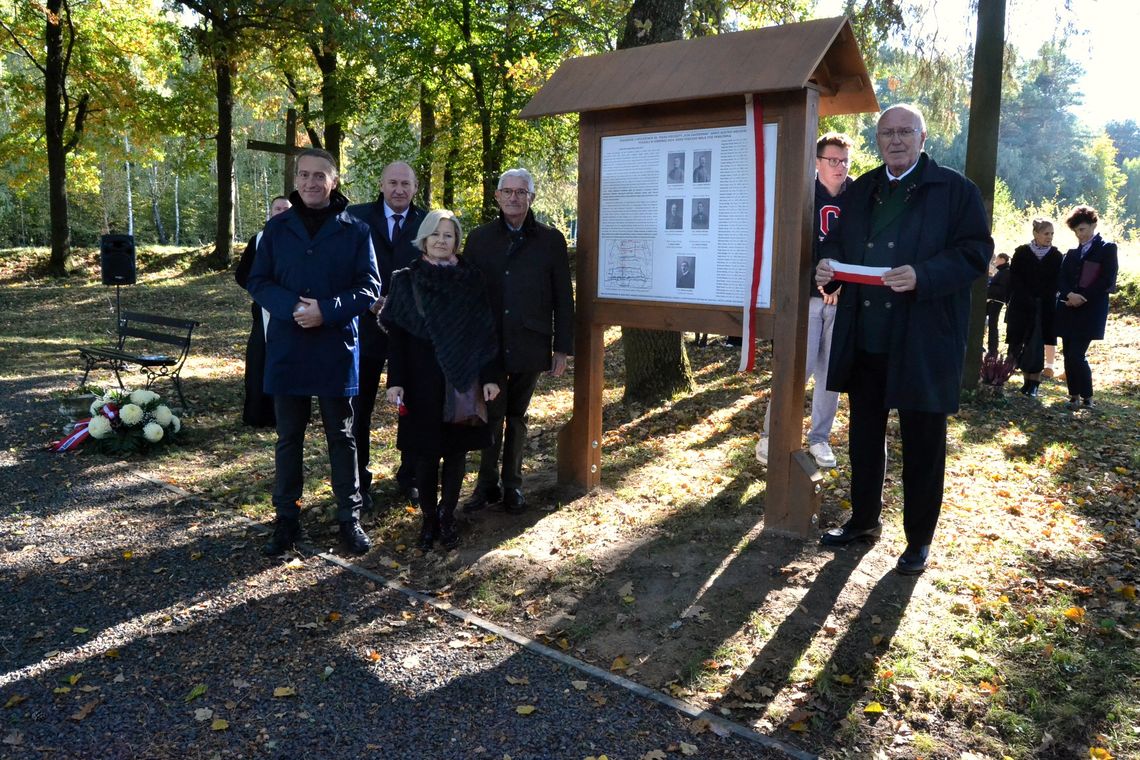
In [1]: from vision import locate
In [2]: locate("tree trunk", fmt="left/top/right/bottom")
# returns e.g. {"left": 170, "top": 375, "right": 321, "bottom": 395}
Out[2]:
{"left": 460, "top": 0, "right": 502, "bottom": 221}
{"left": 314, "top": 41, "right": 341, "bottom": 167}
{"left": 124, "top": 134, "right": 135, "bottom": 237}
{"left": 619, "top": 0, "right": 686, "bottom": 47}
{"left": 44, "top": 0, "right": 74, "bottom": 275}
{"left": 962, "top": 0, "right": 1006, "bottom": 393}
{"left": 233, "top": 156, "right": 242, "bottom": 240}
{"left": 149, "top": 164, "right": 168, "bottom": 244}
{"left": 619, "top": 0, "right": 693, "bottom": 404}
{"left": 419, "top": 83, "right": 436, "bottom": 207}
{"left": 99, "top": 159, "right": 111, "bottom": 234}
{"left": 623, "top": 329, "right": 693, "bottom": 403}
{"left": 443, "top": 94, "right": 460, "bottom": 209}
{"left": 208, "top": 53, "right": 235, "bottom": 270}
{"left": 173, "top": 174, "right": 181, "bottom": 246}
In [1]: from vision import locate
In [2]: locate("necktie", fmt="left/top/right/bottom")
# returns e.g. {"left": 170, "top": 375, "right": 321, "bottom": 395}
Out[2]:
{"left": 391, "top": 213, "right": 403, "bottom": 240}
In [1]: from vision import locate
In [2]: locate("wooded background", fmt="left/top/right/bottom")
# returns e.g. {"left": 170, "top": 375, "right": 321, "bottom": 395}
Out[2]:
{"left": 1, "top": 0, "right": 1136, "bottom": 269}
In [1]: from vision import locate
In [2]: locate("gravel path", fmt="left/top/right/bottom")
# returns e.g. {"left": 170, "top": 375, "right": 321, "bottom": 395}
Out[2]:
{"left": 0, "top": 377, "right": 808, "bottom": 760}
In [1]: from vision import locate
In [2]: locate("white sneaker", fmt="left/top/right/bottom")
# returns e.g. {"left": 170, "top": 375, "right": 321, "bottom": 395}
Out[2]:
{"left": 809, "top": 442, "right": 837, "bottom": 468}
{"left": 754, "top": 437, "right": 768, "bottom": 466}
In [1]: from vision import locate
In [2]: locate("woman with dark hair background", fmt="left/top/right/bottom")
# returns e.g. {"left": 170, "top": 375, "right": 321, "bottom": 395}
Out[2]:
{"left": 1054, "top": 205, "right": 1118, "bottom": 409}
{"left": 1004, "top": 218, "right": 1062, "bottom": 397}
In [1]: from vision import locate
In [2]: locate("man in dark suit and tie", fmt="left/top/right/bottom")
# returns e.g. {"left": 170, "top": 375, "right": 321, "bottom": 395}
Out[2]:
{"left": 347, "top": 161, "right": 426, "bottom": 511}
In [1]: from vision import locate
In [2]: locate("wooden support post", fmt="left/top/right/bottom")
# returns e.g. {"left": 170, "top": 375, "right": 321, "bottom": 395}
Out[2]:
{"left": 764, "top": 89, "right": 823, "bottom": 537}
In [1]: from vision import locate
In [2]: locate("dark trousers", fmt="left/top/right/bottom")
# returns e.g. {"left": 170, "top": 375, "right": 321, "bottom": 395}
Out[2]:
{"left": 354, "top": 350, "right": 413, "bottom": 507}
{"left": 1062, "top": 336, "right": 1094, "bottom": 399}
{"left": 985, "top": 301, "right": 1004, "bottom": 355}
{"left": 476, "top": 371, "right": 540, "bottom": 493}
{"left": 414, "top": 452, "right": 465, "bottom": 512}
{"left": 847, "top": 352, "right": 948, "bottom": 547}
{"left": 273, "top": 394, "right": 362, "bottom": 522}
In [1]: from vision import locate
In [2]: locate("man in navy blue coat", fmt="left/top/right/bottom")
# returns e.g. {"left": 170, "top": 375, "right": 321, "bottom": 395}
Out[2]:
{"left": 248, "top": 148, "right": 381, "bottom": 557}
{"left": 815, "top": 105, "right": 992, "bottom": 575}
{"left": 346, "top": 161, "right": 426, "bottom": 511}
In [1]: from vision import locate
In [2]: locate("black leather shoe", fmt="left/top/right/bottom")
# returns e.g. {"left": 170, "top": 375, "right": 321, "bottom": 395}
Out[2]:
{"left": 399, "top": 483, "right": 420, "bottom": 507}
{"left": 262, "top": 517, "right": 301, "bottom": 557}
{"left": 896, "top": 544, "right": 930, "bottom": 575}
{"left": 463, "top": 487, "right": 501, "bottom": 514}
{"left": 338, "top": 519, "right": 372, "bottom": 555}
{"left": 820, "top": 522, "right": 882, "bottom": 547}
{"left": 438, "top": 503, "right": 459, "bottom": 550}
{"left": 417, "top": 508, "right": 438, "bottom": 551}
{"left": 503, "top": 488, "right": 527, "bottom": 515}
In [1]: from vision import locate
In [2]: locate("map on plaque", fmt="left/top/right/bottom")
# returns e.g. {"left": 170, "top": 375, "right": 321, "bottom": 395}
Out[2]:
{"left": 596, "top": 122, "right": 777, "bottom": 308}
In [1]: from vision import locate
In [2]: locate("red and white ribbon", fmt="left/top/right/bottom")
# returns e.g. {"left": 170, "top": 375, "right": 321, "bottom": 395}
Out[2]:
{"left": 740, "top": 94, "right": 766, "bottom": 372}
{"left": 50, "top": 419, "right": 91, "bottom": 452}
{"left": 831, "top": 262, "right": 890, "bottom": 286}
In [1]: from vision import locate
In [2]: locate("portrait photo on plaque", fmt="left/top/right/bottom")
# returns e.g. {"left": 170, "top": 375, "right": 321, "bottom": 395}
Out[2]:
{"left": 675, "top": 256, "right": 696, "bottom": 289}
{"left": 691, "top": 198, "right": 710, "bottom": 230}
{"left": 666, "top": 152, "right": 685, "bottom": 184}
{"left": 692, "top": 150, "right": 712, "bottom": 183}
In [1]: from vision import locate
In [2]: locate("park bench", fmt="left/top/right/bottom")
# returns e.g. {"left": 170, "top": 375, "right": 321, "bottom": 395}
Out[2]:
{"left": 78, "top": 311, "right": 200, "bottom": 409}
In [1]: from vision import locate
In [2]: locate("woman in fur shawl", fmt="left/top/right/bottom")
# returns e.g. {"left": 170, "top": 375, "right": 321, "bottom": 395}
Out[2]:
{"left": 379, "top": 210, "right": 502, "bottom": 550}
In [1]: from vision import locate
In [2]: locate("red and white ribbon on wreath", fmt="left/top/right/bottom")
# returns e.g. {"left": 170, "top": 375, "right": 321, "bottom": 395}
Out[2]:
{"left": 50, "top": 418, "right": 91, "bottom": 452}
{"left": 740, "top": 94, "right": 766, "bottom": 372}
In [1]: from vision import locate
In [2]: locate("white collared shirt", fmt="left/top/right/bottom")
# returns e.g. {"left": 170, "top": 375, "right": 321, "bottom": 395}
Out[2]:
{"left": 886, "top": 161, "right": 919, "bottom": 184}
{"left": 383, "top": 202, "right": 406, "bottom": 239}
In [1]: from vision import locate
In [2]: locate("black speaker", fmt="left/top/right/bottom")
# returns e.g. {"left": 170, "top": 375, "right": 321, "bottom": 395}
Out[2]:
{"left": 100, "top": 234, "right": 136, "bottom": 285}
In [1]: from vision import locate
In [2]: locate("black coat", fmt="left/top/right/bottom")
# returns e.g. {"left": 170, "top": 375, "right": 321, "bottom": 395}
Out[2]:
{"left": 823, "top": 154, "right": 992, "bottom": 413}
{"left": 463, "top": 210, "right": 574, "bottom": 374}
{"left": 380, "top": 258, "right": 502, "bottom": 457}
{"left": 986, "top": 262, "right": 1011, "bottom": 303}
{"left": 1054, "top": 234, "right": 1118, "bottom": 342}
{"left": 345, "top": 198, "right": 426, "bottom": 361}
{"left": 1004, "top": 244, "right": 1061, "bottom": 349}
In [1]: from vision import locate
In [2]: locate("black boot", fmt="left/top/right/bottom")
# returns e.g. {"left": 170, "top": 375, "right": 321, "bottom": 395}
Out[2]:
{"left": 338, "top": 518, "right": 372, "bottom": 555}
{"left": 438, "top": 502, "right": 459, "bottom": 550}
{"left": 262, "top": 517, "right": 301, "bottom": 557}
{"left": 417, "top": 504, "right": 438, "bottom": 551}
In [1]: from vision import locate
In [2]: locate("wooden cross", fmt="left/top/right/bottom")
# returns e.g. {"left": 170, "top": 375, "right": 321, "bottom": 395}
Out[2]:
{"left": 246, "top": 108, "right": 303, "bottom": 195}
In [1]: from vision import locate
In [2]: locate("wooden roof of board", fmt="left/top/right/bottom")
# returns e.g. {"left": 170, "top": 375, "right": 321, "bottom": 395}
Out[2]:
{"left": 519, "top": 17, "right": 878, "bottom": 119}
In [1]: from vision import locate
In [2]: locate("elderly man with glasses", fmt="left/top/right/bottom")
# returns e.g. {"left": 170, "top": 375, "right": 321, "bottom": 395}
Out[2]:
{"left": 462, "top": 168, "right": 574, "bottom": 515}
{"left": 814, "top": 104, "right": 992, "bottom": 575}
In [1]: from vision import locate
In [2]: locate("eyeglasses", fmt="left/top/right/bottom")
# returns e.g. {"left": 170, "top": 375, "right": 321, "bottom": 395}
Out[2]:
{"left": 497, "top": 188, "right": 532, "bottom": 198}
{"left": 877, "top": 127, "right": 920, "bottom": 140}
{"left": 816, "top": 156, "right": 850, "bottom": 167}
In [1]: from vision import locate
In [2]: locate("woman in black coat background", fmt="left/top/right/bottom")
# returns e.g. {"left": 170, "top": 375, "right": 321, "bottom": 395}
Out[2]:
{"left": 1004, "top": 217, "right": 1063, "bottom": 397}
{"left": 1054, "top": 205, "right": 1118, "bottom": 409}
{"left": 380, "top": 210, "right": 502, "bottom": 550}
{"left": 234, "top": 195, "right": 292, "bottom": 426}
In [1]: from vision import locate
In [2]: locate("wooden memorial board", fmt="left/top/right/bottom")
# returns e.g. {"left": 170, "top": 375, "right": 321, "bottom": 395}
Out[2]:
{"left": 520, "top": 17, "right": 878, "bottom": 536}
